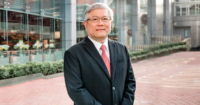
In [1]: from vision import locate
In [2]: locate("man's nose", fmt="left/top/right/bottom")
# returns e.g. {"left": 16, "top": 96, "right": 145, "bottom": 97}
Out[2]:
{"left": 97, "top": 19, "right": 104, "bottom": 25}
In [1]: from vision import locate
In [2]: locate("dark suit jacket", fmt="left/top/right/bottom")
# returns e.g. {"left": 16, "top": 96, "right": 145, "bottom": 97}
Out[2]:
{"left": 64, "top": 37, "right": 136, "bottom": 105}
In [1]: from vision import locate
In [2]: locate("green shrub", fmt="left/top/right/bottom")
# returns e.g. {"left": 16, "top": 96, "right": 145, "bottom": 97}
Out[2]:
{"left": 154, "top": 50, "right": 161, "bottom": 54}
{"left": 0, "top": 59, "right": 64, "bottom": 80}
{"left": 179, "top": 45, "right": 187, "bottom": 50}
{"left": 168, "top": 47, "right": 173, "bottom": 51}
{"left": 131, "top": 56, "right": 137, "bottom": 60}
{"left": 146, "top": 51, "right": 153, "bottom": 56}
{"left": 0, "top": 66, "right": 12, "bottom": 79}
{"left": 136, "top": 55, "right": 142, "bottom": 59}
{"left": 142, "top": 54, "right": 148, "bottom": 58}
{"left": 128, "top": 41, "right": 187, "bottom": 62}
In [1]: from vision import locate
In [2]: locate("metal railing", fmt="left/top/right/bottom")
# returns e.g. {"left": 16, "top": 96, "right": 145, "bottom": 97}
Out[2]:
{"left": 151, "top": 35, "right": 181, "bottom": 44}
{"left": 127, "top": 35, "right": 182, "bottom": 52}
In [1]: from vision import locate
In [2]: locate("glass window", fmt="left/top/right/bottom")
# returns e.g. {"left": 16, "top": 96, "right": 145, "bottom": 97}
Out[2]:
{"left": 190, "top": 4, "right": 196, "bottom": 15}
{"left": 7, "top": 0, "right": 24, "bottom": 11}
{"left": 7, "top": 11, "right": 26, "bottom": 52}
{"left": 0, "top": 10, "right": 6, "bottom": 46}
{"left": 108, "top": 0, "right": 118, "bottom": 41}
{"left": 196, "top": 4, "right": 200, "bottom": 15}
{"left": 76, "top": 0, "right": 95, "bottom": 43}
{"left": 182, "top": 7, "right": 187, "bottom": 16}
{"left": 28, "top": 15, "right": 42, "bottom": 51}
{"left": 184, "top": 29, "right": 189, "bottom": 38}
{"left": 176, "top": 6, "right": 181, "bottom": 16}
{"left": 55, "top": 19, "right": 61, "bottom": 49}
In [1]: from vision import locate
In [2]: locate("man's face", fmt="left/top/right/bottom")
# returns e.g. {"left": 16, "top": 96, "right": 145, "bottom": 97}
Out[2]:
{"left": 84, "top": 9, "right": 112, "bottom": 41}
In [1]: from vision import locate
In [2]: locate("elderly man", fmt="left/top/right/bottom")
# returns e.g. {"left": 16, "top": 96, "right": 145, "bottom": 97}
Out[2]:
{"left": 64, "top": 3, "right": 136, "bottom": 105}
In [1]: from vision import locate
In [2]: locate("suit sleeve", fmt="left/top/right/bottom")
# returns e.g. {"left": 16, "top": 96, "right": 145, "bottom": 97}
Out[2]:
{"left": 121, "top": 46, "right": 136, "bottom": 105}
{"left": 64, "top": 50, "right": 102, "bottom": 105}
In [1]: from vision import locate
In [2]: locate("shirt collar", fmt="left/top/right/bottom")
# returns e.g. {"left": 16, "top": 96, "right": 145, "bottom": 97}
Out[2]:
{"left": 88, "top": 36, "right": 109, "bottom": 51}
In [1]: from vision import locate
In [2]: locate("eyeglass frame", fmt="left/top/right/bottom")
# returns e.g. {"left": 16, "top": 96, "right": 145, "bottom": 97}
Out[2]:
{"left": 86, "top": 16, "right": 111, "bottom": 23}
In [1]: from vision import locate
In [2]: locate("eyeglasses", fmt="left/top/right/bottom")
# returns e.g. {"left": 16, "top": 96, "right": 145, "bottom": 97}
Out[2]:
{"left": 87, "top": 16, "right": 111, "bottom": 23}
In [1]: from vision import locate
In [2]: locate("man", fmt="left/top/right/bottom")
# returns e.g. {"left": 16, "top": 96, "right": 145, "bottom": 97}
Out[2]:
{"left": 64, "top": 3, "right": 136, "bottom": 105}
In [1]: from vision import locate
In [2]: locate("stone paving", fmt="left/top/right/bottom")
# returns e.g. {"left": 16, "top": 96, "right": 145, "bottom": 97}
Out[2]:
{"left": 0, "top": 52, "right": 200, "bottom": 105}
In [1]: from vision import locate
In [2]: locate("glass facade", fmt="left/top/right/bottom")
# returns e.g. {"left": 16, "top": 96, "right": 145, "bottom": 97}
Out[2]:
{"left": 0, "top": 0, "right": 63, "bottom": 65}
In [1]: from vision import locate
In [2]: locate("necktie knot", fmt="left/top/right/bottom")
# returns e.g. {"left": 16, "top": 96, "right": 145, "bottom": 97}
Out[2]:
{"left": 100, "top": 45, "right": 106, "bottom": 51}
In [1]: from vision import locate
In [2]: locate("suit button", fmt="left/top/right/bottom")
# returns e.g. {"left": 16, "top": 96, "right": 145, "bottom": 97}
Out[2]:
{"left": 112, "top": 87, "right": 115, "bottom": 91}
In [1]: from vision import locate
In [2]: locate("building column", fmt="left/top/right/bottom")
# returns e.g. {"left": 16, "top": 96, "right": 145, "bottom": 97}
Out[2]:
{"left": 61, "top": 0, "right": 76, "bottom": 51}
{"left": 131, "top": 0, "right": 140, "bottom": 45}
{"left": 163, "top": 0, "right": 171, "bottom": 36}
{"left": 148, "top": 0, "right": 157, "bottom": 44}
{"left": 116, "top": 0, "right": 127, "bottom": 45}
{"left": 191, "top": 26, "right": 198, "bottom": 48}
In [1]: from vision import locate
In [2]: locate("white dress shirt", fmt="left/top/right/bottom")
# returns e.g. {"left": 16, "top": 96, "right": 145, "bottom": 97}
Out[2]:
{"left": 88, "top": 36, "right": 110, "bottom": 60}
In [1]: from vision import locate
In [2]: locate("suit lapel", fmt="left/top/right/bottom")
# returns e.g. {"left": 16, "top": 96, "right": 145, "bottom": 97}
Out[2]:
{"left": 82, "top": 37, "right": 111, "bottom": 80}
{"left": 108, "top": 39, "right": 116, "bottom": 80}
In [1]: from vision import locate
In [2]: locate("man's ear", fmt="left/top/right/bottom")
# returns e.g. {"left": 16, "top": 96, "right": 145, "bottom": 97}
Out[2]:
{"left": 83, "top": 21, "right": 87, "bottom": 31}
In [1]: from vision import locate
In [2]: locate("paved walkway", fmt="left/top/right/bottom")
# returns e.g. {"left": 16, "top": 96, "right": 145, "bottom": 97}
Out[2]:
{"left": 0, "top": 52, "right": 200, "bottom": 105}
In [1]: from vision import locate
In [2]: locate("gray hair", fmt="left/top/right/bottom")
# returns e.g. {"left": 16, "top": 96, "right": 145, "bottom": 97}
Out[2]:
{"left": 83, "top": 3, "right": 113, "bottom": 22}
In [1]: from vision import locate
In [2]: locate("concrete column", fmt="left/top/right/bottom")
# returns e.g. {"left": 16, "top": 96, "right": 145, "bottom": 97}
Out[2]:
{"left": 143, "top": 26, "right": 149, "bottom": 45}
{"left": 61, "top": 0, "right": 76, "bottom": 51}
{"left": 148, "top": 0, "right": 157, "bottom": 43}
{"left": 171, "top": 0, "right": 175, "bottom": 36}
{"left": 163, "top": 0, "right": 171, "bottom": 36}
{"left": 116, "top": 0, "right": 127, "bottom": 45}
{"left": 191, "top": 26, "right": 198, "bottom": 48}
{"left": 131, "top": 0, "right": 140, "bottom": 45}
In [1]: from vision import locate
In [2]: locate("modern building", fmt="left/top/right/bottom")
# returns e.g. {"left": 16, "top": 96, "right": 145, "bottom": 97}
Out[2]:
{"left": 0, "top": 0, "right": 199, "bottom": 65}
{"left": 173, "top": 0, "right": 200, "bottom": 50}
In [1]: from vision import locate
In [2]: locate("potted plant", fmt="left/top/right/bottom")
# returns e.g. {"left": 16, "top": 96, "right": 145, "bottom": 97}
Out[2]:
{"left": 23, "top": 44, "right": 30, "bottom": 50}
{"left": 14, "top": 43, "right": 24, "bottom": 50}
{"left": 33, "top": 42, "right": 43, "bottom": 55}
{"left": 0, "top": 45, "right": 10, "bottom": 58}
{"left": 14, "top": 43, "right": 30, "bottom": 56}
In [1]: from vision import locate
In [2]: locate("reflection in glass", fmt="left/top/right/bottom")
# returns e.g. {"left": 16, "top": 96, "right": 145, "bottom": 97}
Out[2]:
{"left": 108, "top": 0, "right": 117, "bottom": 41}
{"left": 0, "top": 10, "right": 6, "bottom": 46}
{"left": 28, "top": 15, "right": 42, "bottom": 52}
{"left": 0, "top": 0, "right": 63, "bottom": 64}
{"left": 190, "top": 4, "right": 195, "bottom": 15}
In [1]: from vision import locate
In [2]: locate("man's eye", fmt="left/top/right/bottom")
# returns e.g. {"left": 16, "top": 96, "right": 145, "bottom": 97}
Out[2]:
{"left": 93, "top": 18, "right": 98, "bottom": 21}
{"left": 103, "top": 18, "right": 109, "bottom": 20}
